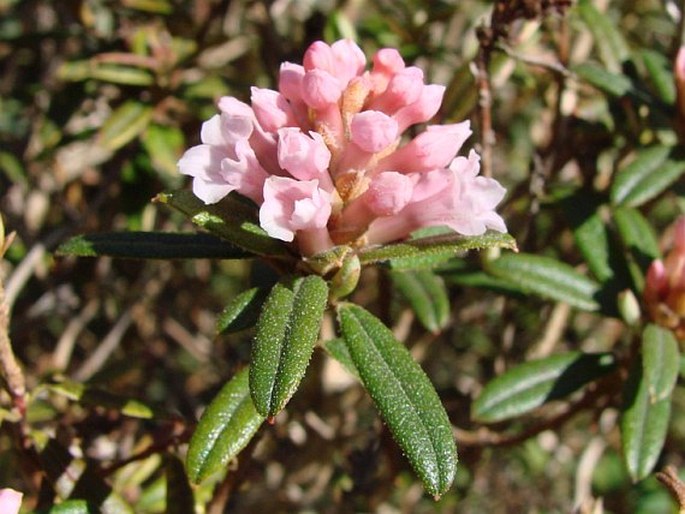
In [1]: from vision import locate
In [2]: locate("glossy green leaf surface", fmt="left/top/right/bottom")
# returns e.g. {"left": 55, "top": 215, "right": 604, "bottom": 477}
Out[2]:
{"left": 391, "top": 269, "right": 450, "bottom": 333}
{"left": 485, "top": 253, "right": 601, "bottom": 311}
{"left": 56, "top": 232, "right": 251, "bottom": 260}
{"left": 472, "top": 352, "right": 616, "bottom": 423}
{"left": 621, "top": 360, "right": 672, "bottom": 482}
{"left": 186, "top": 368, "right": 265, "bottom": 483}
{"left": 610, "top": 146, "right": 671, "bottom": 206}
{"left": 250, "top": 276, "right": 328, "bottom": 417}
{"left": 156, "top": 190, "right": 289, "bottom": 257}
{"left": 338, "top": 304, "right": 457, "bottom": 497}
{"left": 216, "top": 287, "right": 270, "bottom": 334}
{"left": 642, "top": 324, "right": 680, "bottom": 402}
{"left": 97, "top": 100, "right": 153, "bottom": 151}
{"left": 359, "top": 231, "right": 517, "bottom": 270}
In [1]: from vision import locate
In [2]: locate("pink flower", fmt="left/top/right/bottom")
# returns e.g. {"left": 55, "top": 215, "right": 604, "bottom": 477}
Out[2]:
{"left": 0, "top": 488, "right": 22, "bottom": 514}
{"left": 178, "top": 39, "right": 507, "bottom": 256}
{"left": 675, "top": 47, "right": 685, "bottom": 137}
{"left": 260, "top": 177, "right": 333, "bottom": 255}
{"left": 644, "top": 216, "right": 685, "bottom": 339}
{"left": 364, "top": 151, "right": 507, "bottom": 244}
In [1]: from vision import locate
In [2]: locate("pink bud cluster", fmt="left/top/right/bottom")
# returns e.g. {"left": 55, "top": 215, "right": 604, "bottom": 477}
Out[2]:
{"left": 178, "top": 39, "right": 507, "bottom": 256}
{"left": 644, "top": 216, "right": 685, "bottom": 340}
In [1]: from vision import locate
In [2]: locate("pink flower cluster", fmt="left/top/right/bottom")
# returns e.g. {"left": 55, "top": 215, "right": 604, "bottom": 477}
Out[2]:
{"left": 644, "top": 216, "right": 685, "bottom": 340}
{"left": 179, "top": 39, "right": 507, "bottom": 256}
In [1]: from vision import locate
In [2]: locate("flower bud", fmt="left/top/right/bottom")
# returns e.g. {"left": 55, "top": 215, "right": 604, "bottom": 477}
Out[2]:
{"left": 644, "top": 216, "right": 685, "bottom": 339}
{"left": 618, "top": 289, "right": 641, "bottom": 326}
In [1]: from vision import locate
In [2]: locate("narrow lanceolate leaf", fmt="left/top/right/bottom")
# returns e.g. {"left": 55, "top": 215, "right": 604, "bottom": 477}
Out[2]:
{"left": 250, "top": 276, "right": 328, "bottom": 417}
{"left": 610, "top": 146, "right": 671, "bottom": 206}
{"left": 573, "top": 63, "right": 633, "bottom": 97}
{"left": 187, "top": 368, "right": 265, "bottom": 483}
{"left": 642, "top": 324, "right": 680, "bottom": 402}
{"left": 216, "top": 287, "right": 270, "bottom": 334}
{"left": 165, "top": 454, "right": 195, "bottom": 514}
{"left": 155, "top": 190, "right": 289, "bottom": 257}
{"left": 613, "top": 206, "right": 661, "bottom": 291}
{"left": 562, "top": 193, "right": 613, "bottom": 283}
{"left": 619, "top": 155, "right": 685, "bottom": 208}
{"left": 472, "top": 352, "right": 616, "bottom": 423}
{"left": 485, "top": 253, "right": 601, "bottom": 311}
{"left": 391, "top": 270, "right": 450, "bottom": 333}
{"left": 338, "top": 304, "right": 457, "bottom": 498}
{"left": 621, "top": 360, "right": 672, "bottom": 482}
{"left": 56, "top": 232, "right": 251, "bottom": 260}
{"left": 48, "top": 380, "right": 154, "bottom": 419}
{"left": 577, "top": 0, "right": 629, "bottom": 72}
{"left": 613, "top": 206, "right": 660, "bottom": 261}
{"left": 97, "top": 100, "right": 153, "bottom": 151}
{"left": 359, "top": 231, "right": 517, "bottom": 270}
{"left": 641, "top": 49, "right": 676, "bottom": 104}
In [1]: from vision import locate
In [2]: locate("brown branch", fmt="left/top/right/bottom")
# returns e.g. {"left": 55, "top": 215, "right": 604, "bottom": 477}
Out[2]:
{"left": 656, "top": 466, "right": 685, "bottom": 513}
{"left": 0, "top": 229, "right": 26, "bottom": 418}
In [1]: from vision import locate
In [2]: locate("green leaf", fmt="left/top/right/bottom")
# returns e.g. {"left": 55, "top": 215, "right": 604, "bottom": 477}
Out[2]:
{"left": 93, "top": 65, "right": 155, "bottom": 86}
{"left": 621, "top": 359, "right": 672, "bottom": 482}
{"left": 577, "top": 0, "right": 629, "bottom": 72}
{"left": 472, "top": 352, "right": 616, "bottom": 423}
{"left": 97, "top": 100, "right": 153, "bottom": 151}
{"left": 485, "top": 253, "right": 601, "bottom": 311}
{"left": 359, "top": 231, "right": 517, "bottom": 270}
{"left": 250, "top": 276, "right": 328, "bottom": 417}
{"left": 611, "top": 146, "right": 672, "bottom": 206}
{"left": 216, "top": 287, "right": 270, "bottom": 334}
{"left": 613, "top": 206, "right": 660, "bottom": 291}
{"left": 562, "top": 192, "right": 613, "bottom": 283}
{"left": 641, "top": 49, "right": 676, "bottom": 105}
{"left": 573, "top": 63, "right": 633, "bottom": 97}
{"left": 165, "top": 454, "right": 195, "bottom": 514}
{"left": 140, "top": 123, "right": 185, "bottom": 185}
{"left": 46, "top": 500, "right": 91, "bottom": 514}
{"left": 391, "top": 269, "right": 450, "bottom": 333}
{"left": 156, "top": 190, "right": 290, "bottom": 257}
{"left": 613, "top": 206, "right": 660, "bottom": 261}
{"left": 321, "top": 338, "right": 360, "bottom": 380}
{"left": 642, "top": 324, "right": 680, "bottom": 402}
{"left": 56, "top": 232, "right": 251, "bottom": 260}
{"left": 186, "top": 368, "right": 265, "bottom": 483}
{"left": 337, "top": 304, "right": 457, "bottom": 498}
{"left": 48, "top": 380, "right": 155, "bottom": 419}
{"left": 122, "top": 0, "right": 174, "bottom": 14}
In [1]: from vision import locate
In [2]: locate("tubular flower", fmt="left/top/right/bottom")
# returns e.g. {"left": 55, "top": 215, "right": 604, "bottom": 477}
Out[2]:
{"left": 178, "top": 39, "right": 507, "bottom": 256}
{"left": 644, "top": 216, "right": 685, "bottom": 340}
{"left": 0, "top": 489, "right": 22, "bottom": 514}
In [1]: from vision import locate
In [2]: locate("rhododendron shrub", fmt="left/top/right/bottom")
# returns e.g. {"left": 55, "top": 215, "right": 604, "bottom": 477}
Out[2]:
{"left": 162, "top": 39, "right": 513, "bottom": 497}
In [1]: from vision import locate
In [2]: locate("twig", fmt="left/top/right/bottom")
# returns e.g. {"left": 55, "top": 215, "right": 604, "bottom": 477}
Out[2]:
{"left": 52, "top": 299, "right": 100, "bottom": 372}
{"left": 656, "top": 466, "right": 685, "bottom": 513}
{"left": 0, "top": 227, "right": 26, "bottom": 417}
{"left": 73, "top": 309, "right": 134, "bottom": 382}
